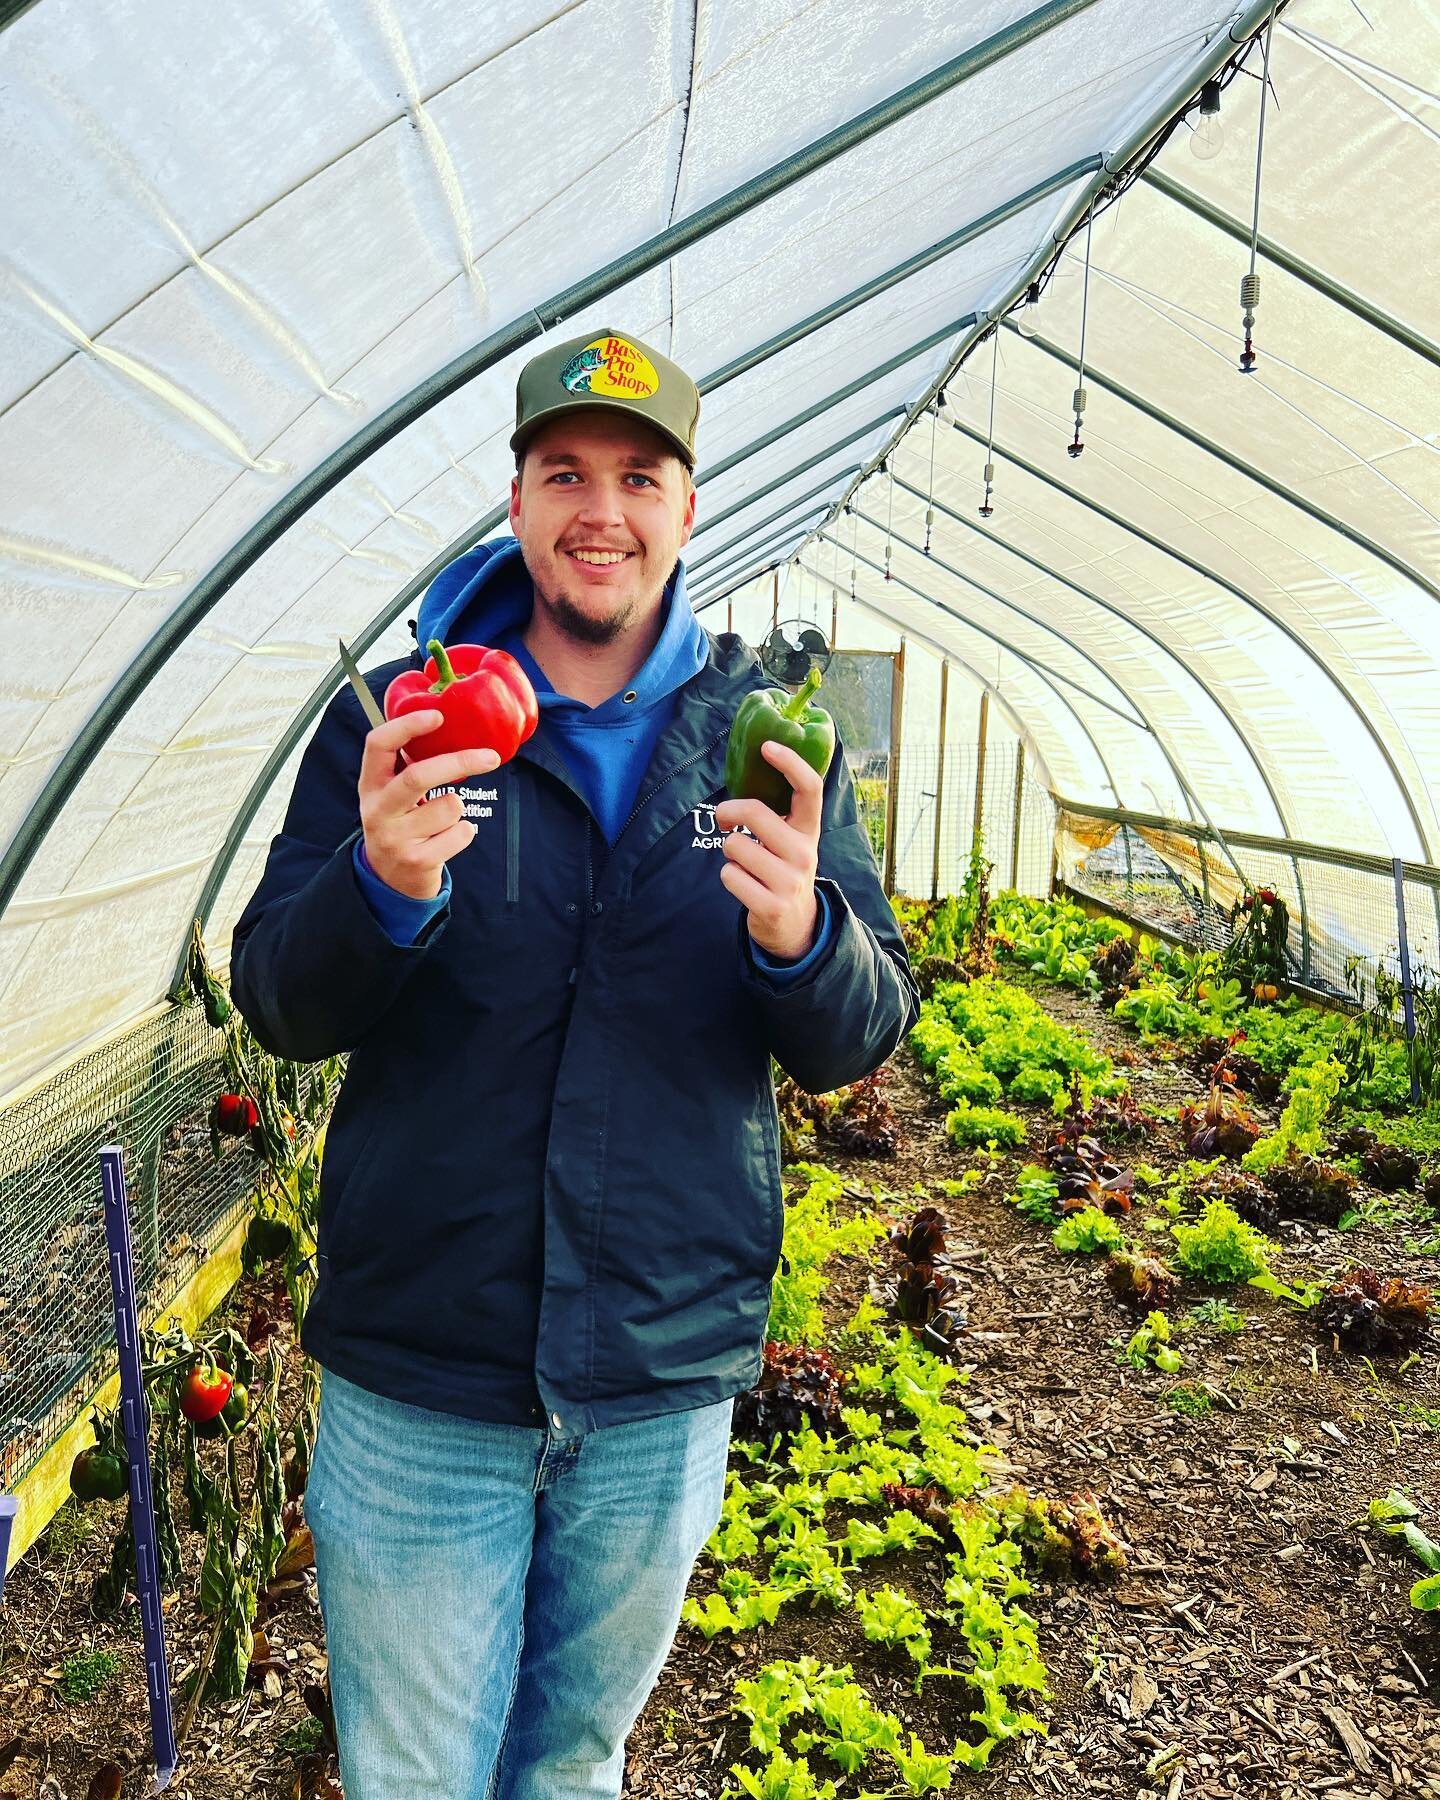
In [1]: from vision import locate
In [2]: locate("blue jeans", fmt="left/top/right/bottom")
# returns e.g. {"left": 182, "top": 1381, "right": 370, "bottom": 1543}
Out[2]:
{"left": 304, "top": 1368, "right": 734, "bottom": 1799}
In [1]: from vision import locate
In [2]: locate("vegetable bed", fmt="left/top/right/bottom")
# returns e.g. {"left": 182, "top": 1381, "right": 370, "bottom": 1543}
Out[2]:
{"left": 4, "top": 935, "right": 1440, "bottom": 1799}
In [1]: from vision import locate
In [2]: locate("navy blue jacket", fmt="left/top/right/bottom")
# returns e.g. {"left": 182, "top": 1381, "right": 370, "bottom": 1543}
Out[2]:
{"left": 230, "top": 557, "right": 918, "bottom": 1434}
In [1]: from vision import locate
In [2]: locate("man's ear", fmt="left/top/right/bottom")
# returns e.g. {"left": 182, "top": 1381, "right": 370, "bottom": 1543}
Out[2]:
{"left": 678, "top": 476, "right": 697, "bottom": 548}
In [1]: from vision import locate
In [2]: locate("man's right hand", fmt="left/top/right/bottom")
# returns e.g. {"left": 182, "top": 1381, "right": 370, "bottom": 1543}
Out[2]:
{"left": 359, "top": 711, "right": 502, "bottom": 901}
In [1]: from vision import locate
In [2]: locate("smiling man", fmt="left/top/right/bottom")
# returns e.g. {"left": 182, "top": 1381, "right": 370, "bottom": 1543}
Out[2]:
{"left": 230, "top": 326, "right": 918, "bottom": 1799}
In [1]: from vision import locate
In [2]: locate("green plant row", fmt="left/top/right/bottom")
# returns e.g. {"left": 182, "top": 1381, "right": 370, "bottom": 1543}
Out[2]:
{"left": 909, "top": 973, "right": 1125, "bottom": 1153}
{"left": 897, "top": 888, "right": 1423, "bottom": 1116}
{"left": 695, "top": 1301, "right": 1049, "bottom": 1794}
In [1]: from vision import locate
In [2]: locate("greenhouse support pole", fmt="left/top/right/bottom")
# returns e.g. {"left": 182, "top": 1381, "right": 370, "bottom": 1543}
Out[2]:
{"left": 727, "top": 602, "right": 734, "bottom": 635}
{"left": 1299, "top": 884, "right": 1313, "bottom": 986}
{"left": 771, "top": 572, "right": 780, "bottom": 637}
{"left": 1196, "top": 830, "right": 1214, "bottom": 941}
{"left": 932, "top": 662, "right": 950, "bottom": 901}
{"left": 1011, "top": 745, "right": 1026, "bottom": 892}
{"left": 973, "top": 693, "right": 990, "bottom": 862}
{"left": 884, "top": 641, "right": 906, "bottom": 896}
{"left": 1393, "top": 858, "right": 1422, "bottom": 1106}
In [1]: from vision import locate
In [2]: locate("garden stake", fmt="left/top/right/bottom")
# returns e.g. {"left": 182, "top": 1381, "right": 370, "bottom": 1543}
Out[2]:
{"left": 0, "top": 1494, "right": 15, "bottom": 1603}
{"left": 100, "top": 1144, "right": 178, "bottom": 1792}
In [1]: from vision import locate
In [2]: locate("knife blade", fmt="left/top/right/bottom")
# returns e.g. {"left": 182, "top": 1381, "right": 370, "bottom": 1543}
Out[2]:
{"left": 337, "top": 637, "right": 386, "bottom": 730}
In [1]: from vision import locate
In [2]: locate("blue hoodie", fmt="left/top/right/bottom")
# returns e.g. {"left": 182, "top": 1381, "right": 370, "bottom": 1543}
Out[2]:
{"left": 353, "top": 536, "right": 831, "bottom": 971}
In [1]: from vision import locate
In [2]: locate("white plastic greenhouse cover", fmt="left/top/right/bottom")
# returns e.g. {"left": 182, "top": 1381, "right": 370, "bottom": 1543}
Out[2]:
{"left": 0, "top": 0, "right": 1436, "bottom": 1102}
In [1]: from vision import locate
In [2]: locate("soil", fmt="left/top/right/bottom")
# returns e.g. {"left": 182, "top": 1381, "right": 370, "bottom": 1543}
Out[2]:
{"left": 3, "top": 972, "right": 1438, "bottom": 1800}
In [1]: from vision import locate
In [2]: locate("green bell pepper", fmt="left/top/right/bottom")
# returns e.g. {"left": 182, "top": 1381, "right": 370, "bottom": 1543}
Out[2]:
{"left": 724, "top": 668, "right": 836, "bottom": 816}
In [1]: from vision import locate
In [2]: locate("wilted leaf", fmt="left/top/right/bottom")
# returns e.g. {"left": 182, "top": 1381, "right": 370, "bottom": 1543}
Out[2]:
{"left": 276, "top": 1525, "right": 315, "bottom": 1577}
{"left": 85, "top": 1765, "right": 125, "bottom": 1800}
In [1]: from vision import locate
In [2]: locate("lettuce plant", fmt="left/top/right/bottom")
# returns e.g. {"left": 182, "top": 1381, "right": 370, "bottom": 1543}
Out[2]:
{"left": 1052, "top": 1207, "right": 1125, "bottom": 1255}
{"left": 1170, "top": 1200, "right": 1273, "bottom": 1285}
{"left": 946, "top": 1099, "right": 1027, "bottom": 1150}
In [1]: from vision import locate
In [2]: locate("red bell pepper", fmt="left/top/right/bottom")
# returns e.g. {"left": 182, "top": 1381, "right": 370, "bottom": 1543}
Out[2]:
{"left": 179, "top": 1359, "right": 234, "bottom": 1423}
{"left": 213, "top": 1093, "right": 259, "bottom": 1136}
{"left": 384, "top": 639, "right": 539, "bottom": 764}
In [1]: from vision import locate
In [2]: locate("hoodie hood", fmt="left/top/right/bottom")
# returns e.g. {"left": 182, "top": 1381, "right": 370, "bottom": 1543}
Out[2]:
{"left": 413, "top": 535, "right": 709, "bottom": 723}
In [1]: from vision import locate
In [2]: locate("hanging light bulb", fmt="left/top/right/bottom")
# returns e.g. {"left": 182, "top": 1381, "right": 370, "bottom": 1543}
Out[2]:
{"left": 1190, "top": 78, "right": 1224, "bottom": 160}
{"left": 1014, "top": 280, "right": 1043, "bottom": 339}
{"left": 979, "top": 463, "right": 995, "bottom": 517}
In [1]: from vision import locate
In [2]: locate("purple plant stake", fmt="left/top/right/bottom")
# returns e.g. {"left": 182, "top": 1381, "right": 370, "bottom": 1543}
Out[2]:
{"left": 0, "top": 1494, "right": 16, "bottom": 1602}
{"left": 101, "top": 1144, "right": 178, "bottom": 1792}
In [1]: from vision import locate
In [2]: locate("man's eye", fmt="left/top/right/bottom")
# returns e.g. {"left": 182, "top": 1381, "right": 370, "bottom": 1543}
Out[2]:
{"left": 627, "top": 474, "right": 655, "bottom": 487}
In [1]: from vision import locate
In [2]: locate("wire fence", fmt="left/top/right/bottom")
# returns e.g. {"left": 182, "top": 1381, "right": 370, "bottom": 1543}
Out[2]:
{"left": 870, "top": 740, "right": 1057, "bottom": 900}
{"left": 0, "top": 1002, "right": 330, "bottom": 1492}
{"left": 1058, "top": 807, "right": 1440, "bottom": 1008}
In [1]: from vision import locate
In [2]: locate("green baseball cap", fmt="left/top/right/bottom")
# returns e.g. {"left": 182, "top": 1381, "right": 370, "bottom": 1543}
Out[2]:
{"left": 510, "top": 327, "right": 700, "bottom": 470}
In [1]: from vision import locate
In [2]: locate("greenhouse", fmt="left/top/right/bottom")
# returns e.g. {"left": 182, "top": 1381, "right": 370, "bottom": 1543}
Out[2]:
{"left": 1, "top": 0, "right": 1437, "bottom": 1795}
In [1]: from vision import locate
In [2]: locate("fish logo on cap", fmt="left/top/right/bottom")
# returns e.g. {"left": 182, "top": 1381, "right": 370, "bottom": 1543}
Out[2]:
{"left": 560, "top": 336, "right": 660, "bottom": 400}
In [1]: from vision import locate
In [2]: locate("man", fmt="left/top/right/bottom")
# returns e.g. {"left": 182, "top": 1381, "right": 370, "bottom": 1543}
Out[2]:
{"left": 230, "top": 327, "right": 917, "bottom": 1799}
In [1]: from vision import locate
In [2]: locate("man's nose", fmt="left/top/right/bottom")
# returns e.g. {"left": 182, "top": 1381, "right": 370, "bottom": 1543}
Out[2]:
{"left": 575, "top": 483, "right": 629, "bottom": 527}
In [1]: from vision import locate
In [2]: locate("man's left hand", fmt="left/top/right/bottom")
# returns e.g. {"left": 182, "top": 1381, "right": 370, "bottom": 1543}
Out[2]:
{"left": 714, "top": 740, "right": 824, "bottom": 962}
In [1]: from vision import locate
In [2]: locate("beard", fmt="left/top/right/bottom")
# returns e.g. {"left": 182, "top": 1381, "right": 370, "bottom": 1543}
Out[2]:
{"left": 537, "top": 579, "right": 642, "bottom": 646}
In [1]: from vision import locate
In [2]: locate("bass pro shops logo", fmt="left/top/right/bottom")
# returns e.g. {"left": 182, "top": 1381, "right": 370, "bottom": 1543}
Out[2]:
{"left": 690, "top": 806, "right": 755, "bottom": 850}
{"left": 560, "top": 336, "right": 660, "bottom": 399}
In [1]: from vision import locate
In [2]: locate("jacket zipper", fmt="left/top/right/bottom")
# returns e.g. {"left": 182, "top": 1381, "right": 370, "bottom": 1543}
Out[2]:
{"left": 567, "top": 729, "right": 726, "bottom": 990}
{"left": 618, "top": 727, "right": 729, "bottom": 839}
